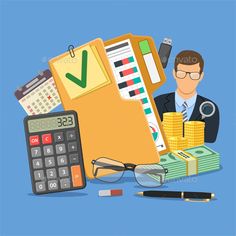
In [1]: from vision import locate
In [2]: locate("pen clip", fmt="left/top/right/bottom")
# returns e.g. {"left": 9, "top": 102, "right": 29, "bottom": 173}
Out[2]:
{"left": 184, "top": 198, "right": 211, "bottom": 203}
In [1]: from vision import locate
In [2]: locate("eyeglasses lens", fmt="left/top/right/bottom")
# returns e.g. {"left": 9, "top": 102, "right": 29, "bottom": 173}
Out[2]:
{"left": 190, "top": 72, "right": 200, "bottom": 80}
{"left": 134, "top": 164, "right": 166, "bottom": 187}
{"left": 176, "top": 70, "right": 186, "bottom": 79}
{"left": 93, "top": 158, "right": 125, "bottom": 182}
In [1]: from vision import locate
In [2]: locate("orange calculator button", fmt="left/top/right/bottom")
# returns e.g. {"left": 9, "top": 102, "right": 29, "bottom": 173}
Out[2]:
{"left": 71, "top": 165, "right": 83, "bottom": 187}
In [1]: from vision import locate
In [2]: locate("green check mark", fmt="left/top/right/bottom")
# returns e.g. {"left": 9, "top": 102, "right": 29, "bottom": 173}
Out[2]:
{"left": 65, "top": 50, "right": 88, "bottom": 88}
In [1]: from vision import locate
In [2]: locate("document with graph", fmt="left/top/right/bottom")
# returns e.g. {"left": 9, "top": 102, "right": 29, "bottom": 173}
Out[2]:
{"left": 105, "top": 34, "right": 169, "bottom": 154}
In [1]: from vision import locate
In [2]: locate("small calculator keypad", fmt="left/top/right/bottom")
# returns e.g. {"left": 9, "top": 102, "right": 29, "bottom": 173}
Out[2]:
{"left": 24, "top": 111, "right": 86, "bottom": 194}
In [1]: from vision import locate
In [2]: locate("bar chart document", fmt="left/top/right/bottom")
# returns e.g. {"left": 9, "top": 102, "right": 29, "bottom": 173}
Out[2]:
{"left": 105, "top": 34, "right": 169, "bottom": 154}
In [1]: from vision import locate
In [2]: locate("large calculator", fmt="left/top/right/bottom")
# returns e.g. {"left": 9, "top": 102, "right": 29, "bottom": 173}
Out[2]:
{"left": 24, "top": 111, "right": 86, "bottom": 194}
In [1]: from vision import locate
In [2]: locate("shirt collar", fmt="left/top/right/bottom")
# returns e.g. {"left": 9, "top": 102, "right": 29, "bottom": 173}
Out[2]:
{"left": 175, "top": 91, "right": 197, "bottom": 108}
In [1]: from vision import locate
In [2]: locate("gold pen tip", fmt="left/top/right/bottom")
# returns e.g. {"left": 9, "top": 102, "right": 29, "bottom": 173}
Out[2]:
{"left": 136, "top": 192, "right": 143, "bottom": 196}
{"left": 211, "top": 193, "right": 215, "bottom": 199}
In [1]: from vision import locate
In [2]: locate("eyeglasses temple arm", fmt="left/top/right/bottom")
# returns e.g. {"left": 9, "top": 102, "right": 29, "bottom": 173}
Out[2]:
{"left": 93, "top": 164, "right": 125, "bottom": 177}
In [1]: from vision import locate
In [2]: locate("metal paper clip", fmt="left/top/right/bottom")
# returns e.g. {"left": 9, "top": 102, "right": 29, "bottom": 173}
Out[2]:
{"left": 68, "top": 45, "right": 75, "bottom": 58}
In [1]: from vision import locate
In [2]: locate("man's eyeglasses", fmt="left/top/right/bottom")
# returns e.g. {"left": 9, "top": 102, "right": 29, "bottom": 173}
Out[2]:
{"left": 175, "top": 70, "right": 201, "bottom": 80}
{"left": 91, "top": 157, "right": 168, "bottom": 187}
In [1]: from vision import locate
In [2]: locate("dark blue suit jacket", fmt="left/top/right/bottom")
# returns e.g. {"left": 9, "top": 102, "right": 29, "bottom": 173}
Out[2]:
{"left": 154, "top": 92, "right": 220, "bottom": 143}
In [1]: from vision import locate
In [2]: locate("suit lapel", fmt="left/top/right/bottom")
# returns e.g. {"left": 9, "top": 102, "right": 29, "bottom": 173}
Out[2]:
{"left": 164, "top": 93, "right": 176, "bottom": 112}
{"left": 189, "top": 95, "right": 202, "bottom": 121}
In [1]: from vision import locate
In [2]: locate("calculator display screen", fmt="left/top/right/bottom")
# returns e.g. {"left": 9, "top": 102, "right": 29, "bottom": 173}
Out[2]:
{"left": 28, "top": 115, "right": 75, "bottom": 133}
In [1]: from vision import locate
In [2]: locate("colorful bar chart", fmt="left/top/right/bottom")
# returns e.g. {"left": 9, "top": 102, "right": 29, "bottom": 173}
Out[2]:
{"left": 119, "top": 67, "right": 138, "bottom": 77}
{"left": 144, "top": 108, "right": 152, "bottom": 115}
{"left": 105, "top": 39, "right": 167, "bottom": 153}
{"left": 114, "top": 56, "right": 134, "bottom": 67}
{"left": 129, "top": 87, "right": 145, "bottom": 97}
{"left": 141, "top": 97, "right": 148, "bottom": 104}
{"left": 118, "top": 77, "right": 141, "bottom": 89}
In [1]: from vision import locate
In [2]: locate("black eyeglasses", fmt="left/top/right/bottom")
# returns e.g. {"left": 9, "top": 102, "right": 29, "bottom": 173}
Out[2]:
{"left": 91, "top": 157, "right": 168, "bottom": 187}
{"left": 175, "top": 70, "right": 201, "bottom": 80}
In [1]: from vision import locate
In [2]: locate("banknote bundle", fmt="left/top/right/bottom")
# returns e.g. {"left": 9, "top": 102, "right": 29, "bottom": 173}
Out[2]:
{"left": 184, "top": 145, "right": 220, "bottom": 174}
{"left": 150, "top": 145, "right": 220, "bottom": 181}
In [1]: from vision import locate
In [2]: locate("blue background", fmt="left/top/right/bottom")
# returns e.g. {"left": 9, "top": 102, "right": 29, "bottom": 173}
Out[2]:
{"left": 1, "top": 0, "right": 236, "bottom": 235}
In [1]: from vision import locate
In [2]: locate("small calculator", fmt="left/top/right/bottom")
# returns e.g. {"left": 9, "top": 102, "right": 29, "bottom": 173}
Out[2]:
{"left": 24, "top": 110, "right": 86, "bottom": 194}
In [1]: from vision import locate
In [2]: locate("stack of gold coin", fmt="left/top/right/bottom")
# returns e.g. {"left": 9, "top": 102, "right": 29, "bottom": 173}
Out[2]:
{"left": 184, "top": 121, "right": 205, "bottom": 148}
{"left": 167, "top": 137, "right": 188, "bottom": 151}
{"left": 163, "top": 112, "right": 183, "bottom": 138}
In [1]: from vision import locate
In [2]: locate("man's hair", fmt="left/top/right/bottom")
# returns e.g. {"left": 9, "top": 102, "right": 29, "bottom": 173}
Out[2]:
{"left": 174, "top": 50, "right": 204, "bottom": 73}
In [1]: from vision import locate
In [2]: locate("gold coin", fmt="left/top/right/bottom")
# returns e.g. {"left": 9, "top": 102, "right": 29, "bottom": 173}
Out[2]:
{"left": 184, "top": 121, "right": 205, "bottom": 125}
{"left": 163, "top": 123, "right": 182, "bottom": 126}
{"left": 164, "top": 127, "right": 183, "bottom": 130}
{"left": 185, "top": 129, "right": 204, "bottom": 132}
{"left": 188, "top": 139, "right": 204, "bottom": 142}
{"left": 188, "top": 141, "right": 204, "bottom": 143}
{"left": 164, "top": 121, "right": 183, "bottom": 123}
{"left": 186, "top": 138, "right": 204, "bottom": 140}
{"left": 163, "top": 123, "right": 183, "bottom": 126}
{"left": 163, "top": 119, "right": 183, "bottom": 122}
{"left": 185, "top": 133, "right": 204, "bottom": 135}
{"left": 187, "top": 137, "right": 204, "bottom": 139}
{"left": 185, "top": 126, "right": 205, "bottom": 129}
{"left": 185, "top": 134, "right": 204, "bottom": 137}
{"left": 163, "top": 112, "right": 183, "bottom": 117}
{"left": 184, "top": 121, "right": 205, "bottom": 127}
{"left": 168, "top": 136, "right": 187, "bottom": 141}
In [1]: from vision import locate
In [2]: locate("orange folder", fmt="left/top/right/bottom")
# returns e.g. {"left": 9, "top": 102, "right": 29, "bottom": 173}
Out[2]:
{"left": 49, "top": 38, "right": 161, "bottom": 179}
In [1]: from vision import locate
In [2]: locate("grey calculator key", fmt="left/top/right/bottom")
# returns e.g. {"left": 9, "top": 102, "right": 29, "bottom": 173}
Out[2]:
{"left": 34, "top": 170, "right": 45, "bottom": 181}
{"left": 35, "top": 181, "right": 46, "bottom": 192}
{"left": 43, "top": 145, "right": 54, "bottom": 156}
{"left": 69, "top": 153, "right": 79, "bottom": 164}
{"left": 60, "top": 178, "right": 71, "bottom": 189}
{"left": 48, "top": 180, "right": 58, "bottom": 191}
{"left": 31, "top": 147, "right": 41, "bottom": 158}
{"left": 66, "top": 130, "right": 76, "bottom": 141}
{"left": 68, "top": 142, "right": 77, "bottom": 152}
{"left": 54, "top": 132, "right": 64, "bottom": 142}
{"left": 32, "top": 159, "right": 43, "bottom": 169}
{"left": 46, "top": 168, "right": 57, "bottom": 179}
{"left": 55, "top": 144, "right": 66, "bottom": 154}
{"left": 59, "top": 167, "right": 69, "bottom": 177}
{"left": 57, "top": 155, "right": 67, "bottom": 166}
{"left": 45, "top": 156, "right": 55, "bottom": 167}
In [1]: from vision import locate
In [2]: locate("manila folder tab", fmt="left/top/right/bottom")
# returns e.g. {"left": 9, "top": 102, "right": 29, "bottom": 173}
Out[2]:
{"left": 49, "top": 38, "right": 160, "bottom": 179}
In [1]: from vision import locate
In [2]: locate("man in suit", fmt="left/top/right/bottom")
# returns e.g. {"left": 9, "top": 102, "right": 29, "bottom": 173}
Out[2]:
{"left": 155, "top": 50, "right": 219, "bottom": 142}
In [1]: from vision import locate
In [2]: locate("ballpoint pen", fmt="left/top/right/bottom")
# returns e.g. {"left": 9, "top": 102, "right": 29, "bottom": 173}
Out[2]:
{"left": 137, "top": 190, "right": 215, "bottom": 202}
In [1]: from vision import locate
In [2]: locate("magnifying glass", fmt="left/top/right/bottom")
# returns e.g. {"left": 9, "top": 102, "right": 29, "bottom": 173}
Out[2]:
{"left": 199, "top": 101, "right": 216, "bottom": 119}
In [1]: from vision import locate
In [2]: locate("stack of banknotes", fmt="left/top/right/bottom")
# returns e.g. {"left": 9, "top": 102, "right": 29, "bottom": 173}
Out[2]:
{"left": 156, "top": 145, "right": 220, "bottom": 180}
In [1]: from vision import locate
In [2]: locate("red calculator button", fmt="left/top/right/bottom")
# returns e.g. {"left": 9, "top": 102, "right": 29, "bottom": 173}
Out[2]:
{"left": 42, "top": 134, "right": 52, "bottom": 144}
{"left": 29, "top": 135, "right": 40, "bottom": 146}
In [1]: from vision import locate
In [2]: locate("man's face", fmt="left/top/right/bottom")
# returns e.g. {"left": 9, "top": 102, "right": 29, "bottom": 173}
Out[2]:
{"left": 173, "top": 63, "right": 204, "bottom": 94}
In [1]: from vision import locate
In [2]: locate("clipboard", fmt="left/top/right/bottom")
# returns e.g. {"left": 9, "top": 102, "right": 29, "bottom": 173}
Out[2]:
{"left": 49, "top": 38, "right": 160, "bottom": 179}
{"left": 105, "top": 33, "right": 169, "bottom": 155}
